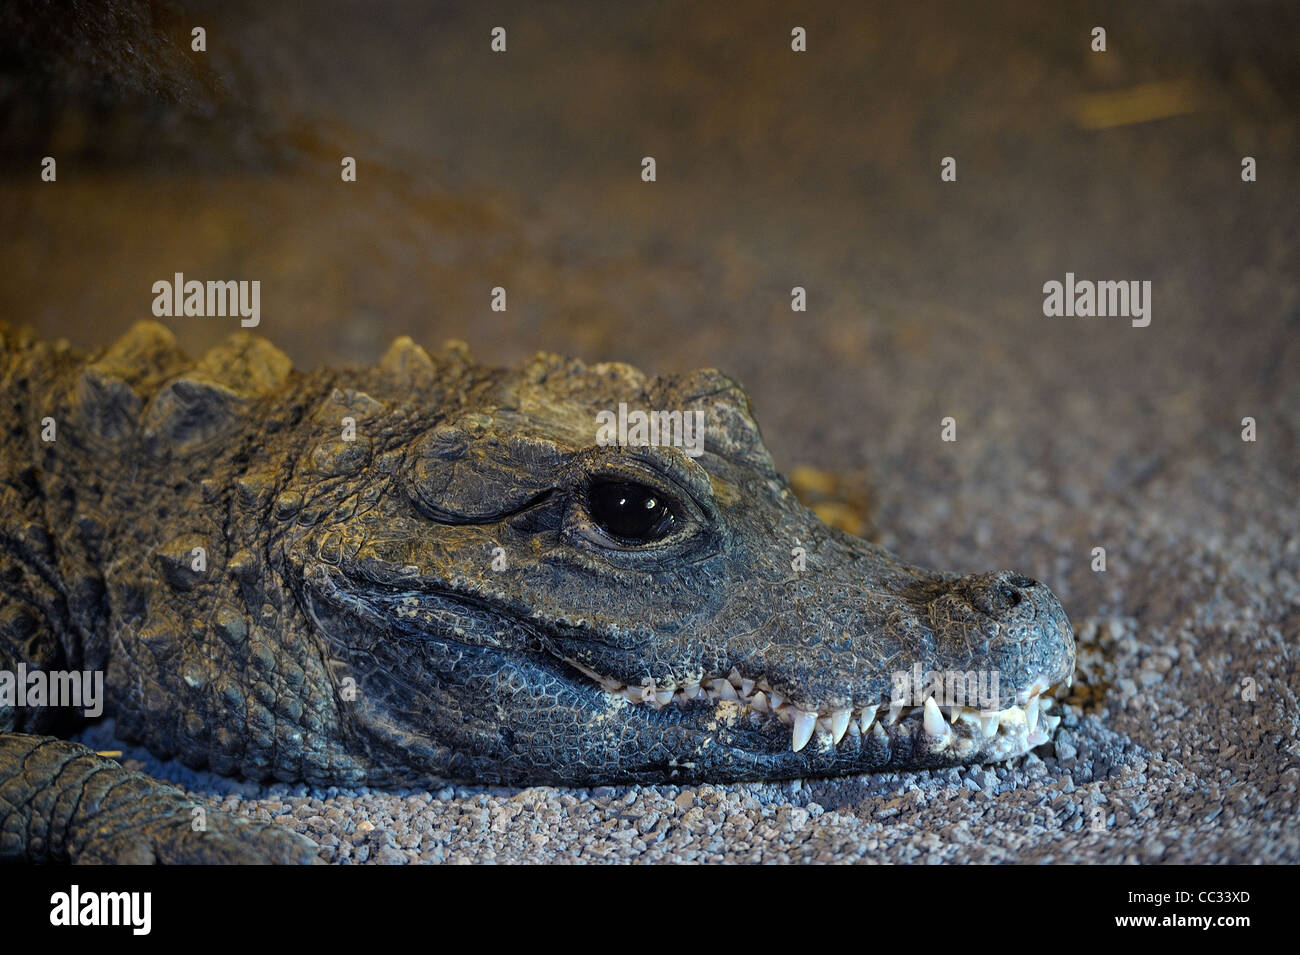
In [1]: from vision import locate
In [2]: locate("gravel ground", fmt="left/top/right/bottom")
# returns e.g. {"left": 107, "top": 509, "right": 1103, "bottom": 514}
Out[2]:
{"left": 10, "top": 0, "right": 1298, "bottom": 862}
{"left": 78, "top": 434, "right": 1299, "bottom": 863}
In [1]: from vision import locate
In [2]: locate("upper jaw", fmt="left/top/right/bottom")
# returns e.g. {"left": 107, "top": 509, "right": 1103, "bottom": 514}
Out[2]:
{"left": 551, "top": 576, "right": 1076, "bottom": 763}
{"left": 311, "top": 558, "right": 1074, "bottom": 772}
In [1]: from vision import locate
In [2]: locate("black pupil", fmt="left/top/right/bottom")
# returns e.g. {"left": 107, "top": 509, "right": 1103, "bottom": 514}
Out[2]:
{"left": 588, "top": 481, "right": 675, "bottom": 543}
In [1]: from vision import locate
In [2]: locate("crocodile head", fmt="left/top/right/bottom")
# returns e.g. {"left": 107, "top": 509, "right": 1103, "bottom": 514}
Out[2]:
{"left": 288, "top": 346, "right": 1074, "bottom": 785}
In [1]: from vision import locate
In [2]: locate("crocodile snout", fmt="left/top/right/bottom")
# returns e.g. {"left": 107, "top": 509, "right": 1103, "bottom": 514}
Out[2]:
{"left": 921, "top": 569, "right": 1074, "bottom": 708}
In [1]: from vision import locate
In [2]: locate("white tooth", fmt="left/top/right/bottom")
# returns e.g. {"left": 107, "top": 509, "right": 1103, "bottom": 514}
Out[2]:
{"left": 979, "top": 713, "right": 1000, "bottom": 738}
{"left": 830, "top": 708, "right": 852, "bottom": 744}
{"left": 887, "top": 700, "right": 906, "bottom": 724}
{"left": 756, "top": 678, "right": 772, "bottom": 692}
{"left": 740, "top": 678, "right": 756, "bottom": 697}
{"left": 654, "top": 689, "right": 674, "bottom": 707}
{"left": 711, "top": 679, "right": 737, "bottom": 701}
{"left": 750, "top": 691, "right": 769, "bottom": 713}
{"left": 859, "top": 704, "right": 879, "bottom": 731}
{"left": 768, "top": 691, "right": 785, "bottom": 710}
{"left": 871, "top": 721, "right": 888, "bottom": 741}
{"left": 683, "top": 682, "right": 701, "bottom": 699}
{"left": 1018, "top": 679, "right": 1049, "bottom": 706}
{"left": 791, "top": 710, "right": 817, "bottom": 752}
{"left": 1046, "top": 714, "right": 1061, "bottom": 733}
{"left": 776, "top": 705, "right": 794, "bottom": 725}
{"left": 923, "top": 698, "right": 947, "bottom": 737}
{"left": 848, "top": 718, "right": 861, "bottom": 736}
{"left": 728, "top": 667, "right": 744, "bottom": 688}
{"left": 1027, "top": 698, "right": 1040, "bottom": 734}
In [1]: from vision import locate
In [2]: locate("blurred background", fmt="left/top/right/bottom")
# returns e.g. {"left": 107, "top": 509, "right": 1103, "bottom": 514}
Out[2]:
{"left": 1, "top": 0, "right": 1296, "bottom": 611}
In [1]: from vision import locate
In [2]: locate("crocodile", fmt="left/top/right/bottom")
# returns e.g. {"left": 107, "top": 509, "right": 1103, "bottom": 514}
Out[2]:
{"left": 0, "top": 321, "right": 1074, "bottom": 863}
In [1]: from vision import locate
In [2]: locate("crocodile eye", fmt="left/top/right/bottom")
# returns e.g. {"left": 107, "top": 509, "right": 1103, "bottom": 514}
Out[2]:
{"left": 586, "top": 480, "right": 677, "bottom": 545}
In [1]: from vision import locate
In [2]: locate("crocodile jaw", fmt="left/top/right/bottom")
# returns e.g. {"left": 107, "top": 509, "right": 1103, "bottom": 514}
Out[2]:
{"left": 564, "top": 657, "right": 1066, "bottom": 762}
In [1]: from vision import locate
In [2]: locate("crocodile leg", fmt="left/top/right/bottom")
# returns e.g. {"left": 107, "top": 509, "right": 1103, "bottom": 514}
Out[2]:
{"left": 0, "top": 733, "right": 319, "bottom": 864}
{"left": 0, "top": 612, "right": 317, "bottom": 863}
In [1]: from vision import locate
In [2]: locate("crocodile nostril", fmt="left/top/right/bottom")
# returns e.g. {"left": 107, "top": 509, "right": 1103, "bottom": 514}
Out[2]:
{"left": 954, "top": 572, "right": 1036, "bottom": 617}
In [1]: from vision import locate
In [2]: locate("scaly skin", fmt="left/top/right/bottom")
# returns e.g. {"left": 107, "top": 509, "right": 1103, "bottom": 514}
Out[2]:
{"left": 0, "top": 321, "right": 1074, "bottom": 862}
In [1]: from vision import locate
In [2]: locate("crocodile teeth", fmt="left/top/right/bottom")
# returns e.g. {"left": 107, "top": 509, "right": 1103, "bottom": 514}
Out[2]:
{"left": 830, "top": 708, "right": 852, "bottom": 744}
{"left": 791, "top": 710, "right": 818, "bottom": 752}
{"left": 566, "top": 656, "right": 1069, "bottom": 758}
{"left": 922, "top": 697, "right": 947, "bottom": 737}
{"left": 859, "top": 704, "right": 879, "bottom": 732}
